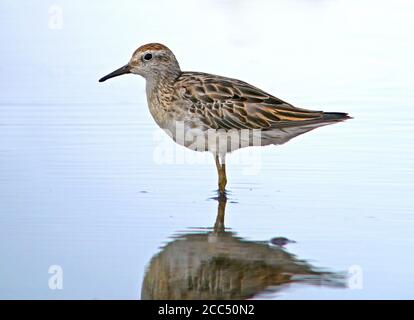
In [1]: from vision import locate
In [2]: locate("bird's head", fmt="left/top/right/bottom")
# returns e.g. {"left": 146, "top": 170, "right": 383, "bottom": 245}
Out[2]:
{"left": 99, "top": 43, "right": 181, "bottom": 83}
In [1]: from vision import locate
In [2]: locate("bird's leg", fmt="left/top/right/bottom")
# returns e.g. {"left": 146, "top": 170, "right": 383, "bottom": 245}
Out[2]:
{"left": 215, "top": 154, "right": 227, "bottom": 195}
{"left": 220, "top": 162, "right": 227, "bottom": 192}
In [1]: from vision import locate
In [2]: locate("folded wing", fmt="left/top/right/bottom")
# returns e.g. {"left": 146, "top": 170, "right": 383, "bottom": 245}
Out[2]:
{"left": 176, "top": 72, "right": 349, "bottom": 131}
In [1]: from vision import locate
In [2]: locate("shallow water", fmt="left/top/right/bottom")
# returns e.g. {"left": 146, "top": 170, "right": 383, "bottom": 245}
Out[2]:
{"left": 1, "top": 0, "right": 413, "bottom": 299}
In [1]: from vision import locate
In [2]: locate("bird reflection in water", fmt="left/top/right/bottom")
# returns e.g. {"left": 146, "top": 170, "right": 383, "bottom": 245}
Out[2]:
{"left": 141, "top": 196, "right": 346, "bottom": 300}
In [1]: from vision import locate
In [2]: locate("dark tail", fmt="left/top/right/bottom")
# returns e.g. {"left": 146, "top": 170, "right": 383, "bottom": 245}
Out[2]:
{"left": 322, "top": 112, "right": 352, "bottom": 122}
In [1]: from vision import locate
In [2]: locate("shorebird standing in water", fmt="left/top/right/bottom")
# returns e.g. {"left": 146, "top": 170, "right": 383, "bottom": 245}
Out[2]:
{"left": 99, "top": 43, "right": 350, "bottom": 195}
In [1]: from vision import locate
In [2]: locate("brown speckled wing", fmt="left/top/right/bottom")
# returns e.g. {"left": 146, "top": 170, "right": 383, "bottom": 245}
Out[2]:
{"left": 176, "top": 72, "right": 325, "bottom": 130}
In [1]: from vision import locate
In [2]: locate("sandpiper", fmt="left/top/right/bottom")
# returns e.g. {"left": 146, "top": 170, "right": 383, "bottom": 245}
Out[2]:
{"left": 99, "top": 43, "right": 350, "bottom": 195}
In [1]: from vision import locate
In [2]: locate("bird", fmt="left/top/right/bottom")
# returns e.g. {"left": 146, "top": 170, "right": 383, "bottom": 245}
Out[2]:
{"left": 99, "top": 43, "right": 350, "bottom": 195}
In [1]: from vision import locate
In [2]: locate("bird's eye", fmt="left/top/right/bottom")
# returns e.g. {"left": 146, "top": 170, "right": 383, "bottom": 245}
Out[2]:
{"left": 143, "top": 53, "right": 153, "bottom": 61}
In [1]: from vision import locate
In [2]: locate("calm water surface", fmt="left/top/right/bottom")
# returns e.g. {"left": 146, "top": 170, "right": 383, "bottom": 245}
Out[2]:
{"left": 0, "top": 0, "right": 413, "bottom": 299}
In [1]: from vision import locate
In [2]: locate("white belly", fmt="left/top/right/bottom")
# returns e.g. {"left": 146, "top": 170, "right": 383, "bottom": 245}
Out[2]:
{"left": 161, "top": 119, "right": 262, "bottom": 156}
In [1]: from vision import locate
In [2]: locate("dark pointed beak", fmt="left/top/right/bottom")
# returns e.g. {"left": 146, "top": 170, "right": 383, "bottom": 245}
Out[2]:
{"left": 99, "top": 64, "right": 131, "bottom": 82}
